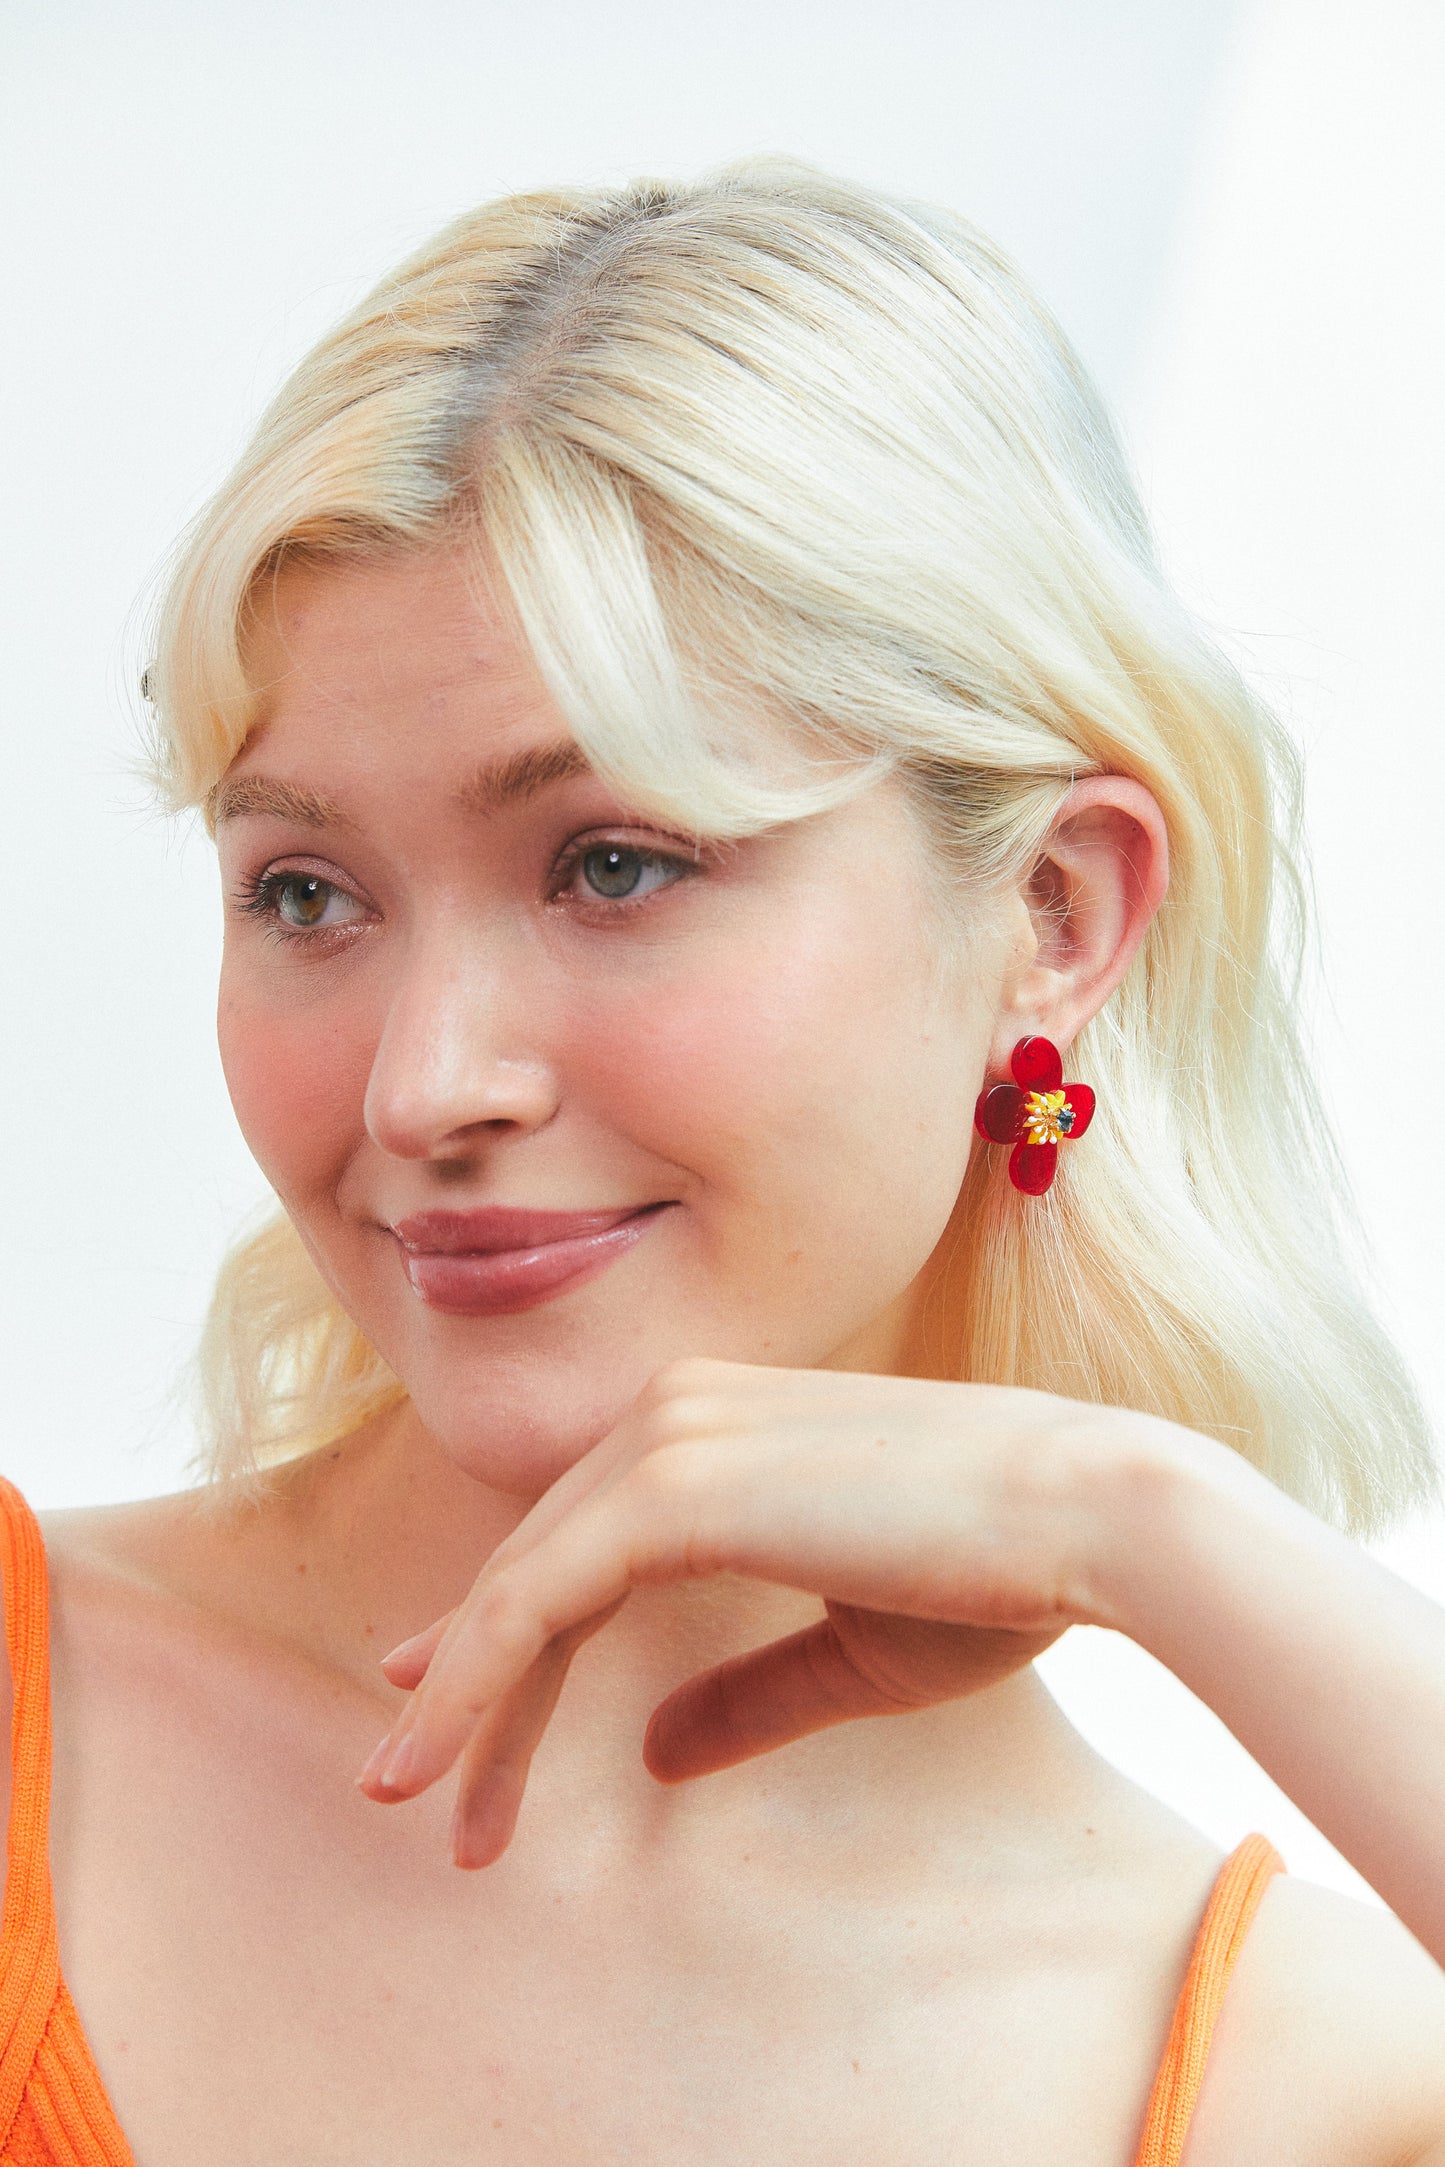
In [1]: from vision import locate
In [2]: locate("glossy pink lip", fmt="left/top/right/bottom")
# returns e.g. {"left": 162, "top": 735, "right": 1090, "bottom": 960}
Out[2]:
{"left": 390, "top": 1204, "right": 671, "bottom": 1317}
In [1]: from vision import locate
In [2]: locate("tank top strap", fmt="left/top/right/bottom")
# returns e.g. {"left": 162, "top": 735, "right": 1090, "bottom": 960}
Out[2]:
{"left": 1133, "top": 1833, "right": 1285, "bottom": 2167}
{"left": 0, "top": 1477, "right": 63, "bottom": 2131}
{"left": 0, "top": 1480, "right": 136, "bottom": 2166}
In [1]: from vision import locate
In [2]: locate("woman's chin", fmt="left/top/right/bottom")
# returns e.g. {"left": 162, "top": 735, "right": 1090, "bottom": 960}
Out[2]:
{"left": 398, "top": 1370, "right": 637, "bottom": 1500}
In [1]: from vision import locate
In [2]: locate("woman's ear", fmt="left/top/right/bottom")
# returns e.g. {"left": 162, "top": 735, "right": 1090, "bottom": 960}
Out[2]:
{"left": 990, "top": 775, "right": 1169, "bottom": 1069}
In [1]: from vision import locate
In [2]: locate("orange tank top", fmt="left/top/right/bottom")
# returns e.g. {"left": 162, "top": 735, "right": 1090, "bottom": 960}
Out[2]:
{"left": 0, "top": 1476, "right": 1283, "bottom": 2166}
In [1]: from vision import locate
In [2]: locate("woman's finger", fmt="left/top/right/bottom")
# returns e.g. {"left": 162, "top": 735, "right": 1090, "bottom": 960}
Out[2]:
{"left": 644, "top": 1612, "right": 1063, "bottom": 1783}
{"left": 448, "top": 1634, "right": 580, "bottom": 1869}
{"left": 360, "top": 1496, "right": 644, "bottom": 1801}
{"left": 642, "top": 1617, "right": 915, "bottom": 1783}
{"left": 379, "top": 1456, "right": 632, "bottom": 1690}
{"left": 381, "top": 1607, "right": 456, "bottom": 1687}
{"left": 376, "top": 1387, "right": 672, "bottom": 1688}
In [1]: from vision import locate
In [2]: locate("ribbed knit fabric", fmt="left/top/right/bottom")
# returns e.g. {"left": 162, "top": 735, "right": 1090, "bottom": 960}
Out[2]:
{"left": 0, "top": 1479, "right": 134, "bottom": 2166}
{"left": 0, "top": 1474, "right": 1281, "bottom": 2165}
{"left": 1132, "top": 1831, "right": 1285, "bottom": 2165}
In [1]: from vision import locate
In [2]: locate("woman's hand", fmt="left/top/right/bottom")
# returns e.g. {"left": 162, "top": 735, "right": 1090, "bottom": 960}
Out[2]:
{"left": 357, "top": 1357, "right": 1445, "bottom": 1976}
{"left": 357, "top": 1359, "right": 1149, "bottom": 1866}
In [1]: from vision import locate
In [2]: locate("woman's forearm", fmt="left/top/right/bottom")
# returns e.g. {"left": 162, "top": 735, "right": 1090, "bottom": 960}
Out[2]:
{"left": 1093, "top": 1425, "right": 1445, "bottom": 1965}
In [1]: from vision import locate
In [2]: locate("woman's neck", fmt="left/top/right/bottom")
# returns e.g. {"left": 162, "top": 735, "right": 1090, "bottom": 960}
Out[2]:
{"left": 213, "top": 1398, "right": 1124, "bottom": 1885}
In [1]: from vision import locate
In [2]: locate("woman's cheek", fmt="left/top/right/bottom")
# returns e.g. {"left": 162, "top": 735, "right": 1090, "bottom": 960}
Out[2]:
{"left": 217, "top": 984, "right": 371, "bottom": 1201}
{"left": 557, "top": 961, "right": 805, "bottom": 1157}
{"left": 572, "top": 899, "right": 912, "bottom": 1129}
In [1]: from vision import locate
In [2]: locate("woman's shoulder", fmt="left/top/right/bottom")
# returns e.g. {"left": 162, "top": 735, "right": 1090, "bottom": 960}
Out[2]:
{"left": 0, "top": 1484, "right": 204, "bottom": 1787}
{"left": 0, "top": 1481, "right": 295, "bottom": 1821}
{"left": 1191, "top": 1871, "right": 1445, "bottom": 2164}
{"left": 33, "top": 1487, "right": 308, "bottom": 1719}
{"left": 36, "top": 1482, "right": 292, "bottom": 1627}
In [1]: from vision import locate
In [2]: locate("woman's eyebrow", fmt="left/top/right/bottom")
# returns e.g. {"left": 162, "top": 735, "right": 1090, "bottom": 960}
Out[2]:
{"left": 209, "top": 775, "right": 347, "bottom": 826}
{"left": 454, "top": 739, "right": 591, "bottom": 814}
{"left": 207, "top": 741, "right": 592, "bottom": 828}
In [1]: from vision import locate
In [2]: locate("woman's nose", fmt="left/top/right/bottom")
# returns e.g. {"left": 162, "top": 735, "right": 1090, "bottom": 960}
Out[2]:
{"left": 362, "top": 940, "right": 560, "bottom": 1162}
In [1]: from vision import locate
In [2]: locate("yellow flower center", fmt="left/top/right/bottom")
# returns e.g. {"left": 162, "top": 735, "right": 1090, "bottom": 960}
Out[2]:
{"left": 1021, "top": 1088, "right": 1073, "bottom": 1146}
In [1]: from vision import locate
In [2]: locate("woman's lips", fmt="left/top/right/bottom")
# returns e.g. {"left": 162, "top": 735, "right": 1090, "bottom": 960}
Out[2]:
{"left": 389, "top": 1204, "right": 671, "bottom": 1317}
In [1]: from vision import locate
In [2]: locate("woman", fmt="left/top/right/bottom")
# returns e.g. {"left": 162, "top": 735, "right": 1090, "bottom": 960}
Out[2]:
{"left": 3, "top": 160, "right": 1444, "bottom": 2165}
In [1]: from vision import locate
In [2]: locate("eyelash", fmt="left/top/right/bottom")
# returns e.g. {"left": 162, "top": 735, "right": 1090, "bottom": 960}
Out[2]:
{"left": 233, "top": 869, "right": 360, "bottom": 945}
{"left": 232, "top": 837, "right": 700, "bottom": 944}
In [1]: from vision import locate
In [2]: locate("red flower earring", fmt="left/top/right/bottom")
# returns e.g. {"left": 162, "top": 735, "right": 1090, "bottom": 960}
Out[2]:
{"left": 973, "top": 1036, "right": 1095, "bottom": 1196}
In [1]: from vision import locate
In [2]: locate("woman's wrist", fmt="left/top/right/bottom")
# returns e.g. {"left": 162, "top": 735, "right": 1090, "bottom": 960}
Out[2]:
{"left": 1065, "top": 1400, "right": 1445, "bottom": 1959}
{"left": 1069, "top": 1403, "right": 1321, "bottom": 1646}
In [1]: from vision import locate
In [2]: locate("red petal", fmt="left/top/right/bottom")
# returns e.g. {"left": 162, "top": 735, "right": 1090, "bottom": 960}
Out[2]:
{"left": 974, "top": 1082, "right": 1023, "bottom": 1143}
{"left": 1008, "top": 1140, "right": 1058, "bottom": 1194}
{"left": 1011, "top": 1036, "right": 1063, "bottom": 1092}
{"left": 1062, "top": 1083, "right": 1095, "bottom": 1139}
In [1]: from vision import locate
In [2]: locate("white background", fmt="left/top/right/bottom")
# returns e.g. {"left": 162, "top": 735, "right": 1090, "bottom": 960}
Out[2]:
{"left": 2, "top": 0, "right": 1441, "bottom": 1904}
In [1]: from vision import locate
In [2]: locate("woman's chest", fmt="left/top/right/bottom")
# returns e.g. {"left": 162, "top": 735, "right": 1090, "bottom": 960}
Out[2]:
{"left": 57, "top": 1918, "right": 1167, "bottom": 2167}
{"left": 36, "top": 1872, "right": 1389, "bottom": 2167}
{"left": 37, "top": 1606, "right": 1336, "bottom": 2167}
{"left": 49, "top": 1756, "right": 1181, "bottom": 2167}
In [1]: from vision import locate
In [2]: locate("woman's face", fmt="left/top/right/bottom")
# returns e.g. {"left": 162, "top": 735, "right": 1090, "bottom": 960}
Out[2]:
{"left": 215, "top": 547, "right": 1019, "bottom": 1492}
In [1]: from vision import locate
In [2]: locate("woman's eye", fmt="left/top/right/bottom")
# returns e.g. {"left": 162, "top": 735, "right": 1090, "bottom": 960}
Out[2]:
{"left": 571, "top": 846, "right": 687, "bottom": 903}
{"left": 253, "top": 872, "right": 365, "bottom": 932}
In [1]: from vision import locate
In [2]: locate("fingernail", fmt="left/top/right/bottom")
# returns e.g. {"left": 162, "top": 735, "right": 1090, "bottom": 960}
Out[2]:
{"left": 358, "top": 1736, "right": 393, "bottom": 1790}
{"left": 380, "top": 1732, "right": 419, "bottom": 1792}
{"left": 381, "top": 1632, "right": 422, "bottom": 1668}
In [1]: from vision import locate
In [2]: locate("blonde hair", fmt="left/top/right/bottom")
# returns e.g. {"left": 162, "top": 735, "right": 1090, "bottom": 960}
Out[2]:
{"left": 150, "top": 159, "right": 1431, "bottom": 1529}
